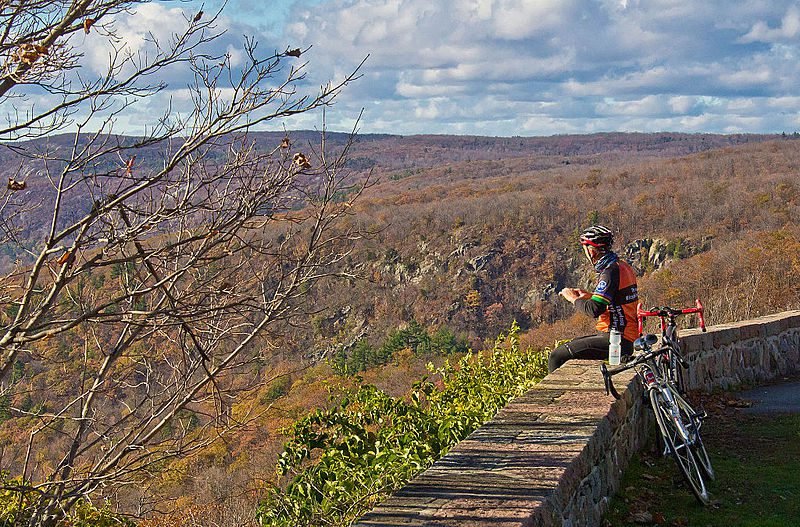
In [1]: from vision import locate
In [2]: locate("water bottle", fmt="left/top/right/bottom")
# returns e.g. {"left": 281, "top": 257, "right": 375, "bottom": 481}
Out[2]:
{"left": 609, "top": 329, "right": 622, "bottom": 366}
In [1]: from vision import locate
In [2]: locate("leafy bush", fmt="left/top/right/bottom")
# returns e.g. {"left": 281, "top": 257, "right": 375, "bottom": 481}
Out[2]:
{"left": 261, "top": 376, "right": 293, "bottom": 404}
{"left": 257, "top": 322, "right": 547, "bottom": 526}
{"left": 0, "top": 474, "right": 134, "bottom": 527}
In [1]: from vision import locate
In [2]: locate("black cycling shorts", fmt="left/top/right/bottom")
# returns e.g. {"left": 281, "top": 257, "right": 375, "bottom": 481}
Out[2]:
{"left": 548, "top": 333, "right": 634, "bottom": 373}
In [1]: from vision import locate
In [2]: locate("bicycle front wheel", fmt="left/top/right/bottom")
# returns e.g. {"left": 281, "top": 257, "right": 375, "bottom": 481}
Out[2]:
{"left": 663, "top": 329, "right": 687, "bottom": 394}
{"left": 673, "top": 390, "right": 715, "bottom": 480}
{"left": 650, "top": 387, "right": 710, "bottom": 504}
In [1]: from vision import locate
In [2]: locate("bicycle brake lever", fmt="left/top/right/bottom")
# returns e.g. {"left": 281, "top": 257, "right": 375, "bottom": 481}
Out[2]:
{"left": 600, "top": 364, "right": 621, "bottom": 400}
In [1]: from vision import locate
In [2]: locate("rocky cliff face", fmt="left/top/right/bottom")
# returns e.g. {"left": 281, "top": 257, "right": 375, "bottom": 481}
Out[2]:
{"left": 624, "top": 237, "right": 713, "bottom": 272}
{"left": 315, "top": 233, "right": 717, "bottom": 354}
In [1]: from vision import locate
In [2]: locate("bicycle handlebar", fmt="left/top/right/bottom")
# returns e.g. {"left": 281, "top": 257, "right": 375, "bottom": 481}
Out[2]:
{"left": 600, "top": 345, "right": 670, "bottom": 399}
{"left": 637, "top": 298, "right": 706, "bottom": 335}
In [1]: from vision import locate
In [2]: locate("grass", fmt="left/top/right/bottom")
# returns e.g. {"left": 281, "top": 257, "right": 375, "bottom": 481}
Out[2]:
{"left": 605, "top": 403, "right": 800, "bottom": 527}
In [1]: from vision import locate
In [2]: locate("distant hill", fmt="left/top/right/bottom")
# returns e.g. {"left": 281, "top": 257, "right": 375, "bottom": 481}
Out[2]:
{"left": 0, "top": 130, "right": 784, "bottom": 269}
{"left": 1, "top": 130, "right": 781, "bottom": 176}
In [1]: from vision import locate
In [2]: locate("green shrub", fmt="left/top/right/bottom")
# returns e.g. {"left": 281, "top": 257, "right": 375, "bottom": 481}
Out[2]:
{"left": 331, "top": 321, "right": 469, "bottom": 374}
{"left": 258, "top": 322, "right": 548, "bottom": 526}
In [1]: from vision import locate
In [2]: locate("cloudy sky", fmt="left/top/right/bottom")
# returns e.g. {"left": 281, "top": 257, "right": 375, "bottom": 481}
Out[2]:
{"left": 60, "top": 1, "right": 800, "bottom": 136}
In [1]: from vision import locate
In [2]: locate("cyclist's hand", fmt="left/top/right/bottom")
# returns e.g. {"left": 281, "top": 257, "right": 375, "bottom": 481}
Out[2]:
{"left": 558, "top": 287, "right": 579, "bottom": 304}
{"left": 559, "top": 288, "right": 581, "bottom": 303}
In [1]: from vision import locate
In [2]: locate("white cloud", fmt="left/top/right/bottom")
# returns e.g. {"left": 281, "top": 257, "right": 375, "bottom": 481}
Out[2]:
{"left": 17, "top": 0, "right": 800, "bottom": 137}
{"left": 719, "top": 68, "right": 775, "bottom": 89}
{"left": 668, "top": 96, "right": 697, "bottom": 114}
{"left": 740, "top": 5, "right": 800, "bottom": 43}
{"left": 396, "top": 78, "right": 464, "bottom": 98}
{"left": 766, "top": 95, "right": 800, "bottom": 111}
{"left": 595, "top": 95, "right": 669, "bottom": 117}
{"left": 83, "top": 3, "right": 190, "bottom": 76}
{"left": 413, "top": 100, "right": 441, "bottom": 119}
{"left": 488, "top": 0, "right": 580, "bottom": 40}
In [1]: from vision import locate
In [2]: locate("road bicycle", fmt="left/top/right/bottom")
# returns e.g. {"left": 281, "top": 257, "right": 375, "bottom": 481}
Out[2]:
{"left": 637, "top": 300, "right": 706, "bottom": 394}
{"left": 601, "top": 302, "right": 714, "bottom": 504}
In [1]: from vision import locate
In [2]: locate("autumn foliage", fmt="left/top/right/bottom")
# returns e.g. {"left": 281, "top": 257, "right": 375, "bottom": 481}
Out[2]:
{"left": 3, "top": 130, "right": 800, "bottom": 525}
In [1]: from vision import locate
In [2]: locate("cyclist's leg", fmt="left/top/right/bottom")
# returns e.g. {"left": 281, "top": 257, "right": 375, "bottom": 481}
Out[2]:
{"left": 548, "top": 343, "right": 571, "bottom": 372}
{"left": 549, "top": 334, "right": 609, "bottom": 372}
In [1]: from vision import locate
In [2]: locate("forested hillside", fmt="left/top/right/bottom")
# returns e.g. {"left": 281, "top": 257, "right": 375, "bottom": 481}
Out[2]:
{"left": 0, "top": 130, "right": 779, "bottom": 271}
{"left": 302, "top": 134, "right": 800, "bottom": 353}
{"left": 3, "top": 132, "right": 800, "bottom": 525}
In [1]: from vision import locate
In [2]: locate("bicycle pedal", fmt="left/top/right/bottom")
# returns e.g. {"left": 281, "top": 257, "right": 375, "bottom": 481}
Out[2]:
{"left": 693, "top": 410, "right": 708, "bottom": 421}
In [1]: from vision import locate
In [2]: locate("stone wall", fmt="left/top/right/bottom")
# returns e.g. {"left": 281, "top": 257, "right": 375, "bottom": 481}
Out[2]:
{"left": 353, "top": 310, "right": 800, "bottom": 527}
{"left": 681, "top": 311, "right": 800, "bottom": 391}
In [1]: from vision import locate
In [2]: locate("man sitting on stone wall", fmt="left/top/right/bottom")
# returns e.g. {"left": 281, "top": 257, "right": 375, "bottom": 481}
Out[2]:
{"left": 549, "top": 225, "right": 639, "bottom": 372}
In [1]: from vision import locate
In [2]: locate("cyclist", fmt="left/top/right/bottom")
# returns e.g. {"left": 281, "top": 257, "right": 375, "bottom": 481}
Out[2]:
{"left": 549, "top": 224, "right": 639, "bottom": 372}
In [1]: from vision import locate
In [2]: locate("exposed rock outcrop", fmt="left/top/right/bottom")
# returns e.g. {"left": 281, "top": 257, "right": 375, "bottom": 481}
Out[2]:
{"left": 624, "top": 236, "right": 713, "bottom": 273}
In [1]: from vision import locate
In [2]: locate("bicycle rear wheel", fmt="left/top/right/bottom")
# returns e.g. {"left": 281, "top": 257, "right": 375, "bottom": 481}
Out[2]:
{"left": 650, "top": 387, "right": 710, "bottom": 504}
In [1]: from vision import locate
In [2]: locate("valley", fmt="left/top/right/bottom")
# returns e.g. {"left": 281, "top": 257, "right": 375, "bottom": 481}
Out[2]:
{"left": 2, "top": 131, "right": 800, "bottom": 525}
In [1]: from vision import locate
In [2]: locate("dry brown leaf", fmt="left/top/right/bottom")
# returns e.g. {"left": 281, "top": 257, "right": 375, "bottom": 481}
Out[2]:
{"left": 15, "top": 44, "right": 41, "bottom": 65}
{"left": 124, "top": 155, "right": 136, "bottom": 176}
{"left": 57, "top": 250, "right": 74, "bottom": 265}
{"left": 293, "top": 152, "right": 311, "bottom": 169}
{"left": 630, "top": 511, "right": 653, "bottom": 524}
{"left": 7, "top": 177, "right": 26, "bottom": 191}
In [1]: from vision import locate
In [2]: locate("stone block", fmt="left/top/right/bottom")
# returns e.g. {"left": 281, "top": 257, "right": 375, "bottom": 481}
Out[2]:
{"left": 682, "top": 331, "right": 712, "bottom": 355}
{"left": 784, "top": 312, "right": 800, "bottom": 330}
{"left": 738, "top": 322, "right": 765, "bottom": 340}
{"left": 763, "top": 318, "right": 784, "bottom": 337}
{"left": 712, "top": 325, "right": 741, "bottom": 347}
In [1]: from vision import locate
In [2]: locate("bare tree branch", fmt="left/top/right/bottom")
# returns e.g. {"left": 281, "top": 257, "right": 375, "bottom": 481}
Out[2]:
{"left": 0, "top": 1, "right": 368, "bottom": 524}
